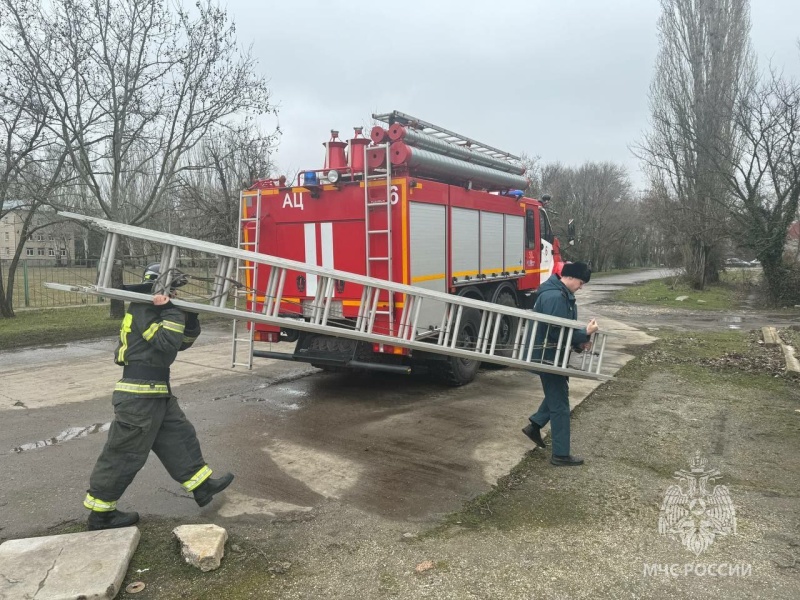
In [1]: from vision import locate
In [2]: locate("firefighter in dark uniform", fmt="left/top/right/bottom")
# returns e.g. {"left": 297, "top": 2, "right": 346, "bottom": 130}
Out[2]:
{"left": 521, "top": 261, "right": 598, "bottom": 466}
{"left": 84, "top": 264, "right": 234, "bottom": 530}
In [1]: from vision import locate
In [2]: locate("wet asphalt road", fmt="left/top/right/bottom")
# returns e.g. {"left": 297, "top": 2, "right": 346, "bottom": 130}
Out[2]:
{"left": 0, "top": 268, "right": 777, "bottom": 543}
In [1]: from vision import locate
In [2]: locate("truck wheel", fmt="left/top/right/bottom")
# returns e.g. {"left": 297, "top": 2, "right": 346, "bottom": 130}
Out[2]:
{"left": 493, "top": 289, "right": 519, "bottom": 358}
{"left": 433, "top": 307, "right": 481, "bottom": 386}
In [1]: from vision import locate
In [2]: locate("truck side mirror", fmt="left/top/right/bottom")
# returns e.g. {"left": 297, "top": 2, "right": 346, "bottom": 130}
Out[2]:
{"left": 568, "top": 219, "right": 575, "bottom": 246}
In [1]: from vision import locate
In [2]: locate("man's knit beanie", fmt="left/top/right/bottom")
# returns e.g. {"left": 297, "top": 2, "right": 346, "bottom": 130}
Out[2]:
{"left": 560, "top": 261, "right": 591, "bottom": 283}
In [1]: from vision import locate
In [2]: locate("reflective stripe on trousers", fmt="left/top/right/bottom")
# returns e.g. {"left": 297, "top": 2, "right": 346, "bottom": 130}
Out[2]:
{"left": 84, "top": 493, "right": 116, "bottom": 512}
{"left": 182, "top": 465, "right": 213, "bottom": 491}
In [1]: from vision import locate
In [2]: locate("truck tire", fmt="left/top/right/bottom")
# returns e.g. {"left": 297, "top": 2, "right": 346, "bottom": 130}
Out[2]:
{"left": 491, "top": 288, "right": 519, "bottom": 359}
{"left": 432, "top": 307, "right": 482, "bottom": 386}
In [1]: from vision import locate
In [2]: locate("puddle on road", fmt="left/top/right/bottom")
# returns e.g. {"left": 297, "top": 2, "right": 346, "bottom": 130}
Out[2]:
{"left": 12, "top": 422, "right": 110, "bottom": 453}
{"left": 723, "top": 316, "right": 743, "bottom": 329}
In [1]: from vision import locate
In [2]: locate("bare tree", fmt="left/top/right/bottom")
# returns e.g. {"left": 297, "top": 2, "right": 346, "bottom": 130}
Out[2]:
{"left": 720, "top": 70, "right": 800, "bottom": 304}
{"left": 0, "top": 11, "right": 70, "bottom": 317}
{"left": 1, "top": 0, "right": 273, "bottom": 316}
{"left": 176, "top": 125, "right": 276, "bottom": 247}
{"left": 636, "top": 0, "right": 754, "bottom": 289}
{"left": 538, "top": 161, "right": 637, "bottom": 271}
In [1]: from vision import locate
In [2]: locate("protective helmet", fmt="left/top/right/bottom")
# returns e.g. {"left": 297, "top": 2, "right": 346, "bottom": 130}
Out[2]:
{"left": 143, "top": 263, "right": 188, "bottom": 288}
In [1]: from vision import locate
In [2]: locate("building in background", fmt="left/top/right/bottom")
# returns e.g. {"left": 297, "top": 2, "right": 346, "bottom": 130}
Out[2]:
{"left": 0, "top": 205, "right": 78, "bottom": 266}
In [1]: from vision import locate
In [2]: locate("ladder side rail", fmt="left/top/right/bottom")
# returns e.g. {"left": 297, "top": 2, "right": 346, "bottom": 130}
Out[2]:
{"left": 384, "top": 148, "right": 394, "bottom": 335}
{"left": 363, "top": 143, "right": 372, "bottom": 277}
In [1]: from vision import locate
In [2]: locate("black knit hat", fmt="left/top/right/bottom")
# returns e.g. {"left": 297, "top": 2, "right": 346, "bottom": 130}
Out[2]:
{"left": 561, "top": 261, "right": 591, "bottom": 283}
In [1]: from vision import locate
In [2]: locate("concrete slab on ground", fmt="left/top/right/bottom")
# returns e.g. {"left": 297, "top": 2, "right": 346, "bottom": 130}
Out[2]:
{"left": 0, "top": 526, "right": 140, "bottom": 600}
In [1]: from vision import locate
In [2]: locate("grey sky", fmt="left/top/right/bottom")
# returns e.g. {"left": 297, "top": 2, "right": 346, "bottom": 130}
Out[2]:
{"left": 225, "top": 0, "right": 800, "bottom": 191}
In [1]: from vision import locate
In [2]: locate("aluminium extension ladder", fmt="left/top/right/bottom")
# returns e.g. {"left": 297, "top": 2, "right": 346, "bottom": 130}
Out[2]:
{"left": 44, "top": 211, "right": 612, "bottom": 381}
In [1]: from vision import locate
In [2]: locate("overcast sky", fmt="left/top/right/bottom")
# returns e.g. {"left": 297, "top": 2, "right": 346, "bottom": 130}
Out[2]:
{"left": 225, "top": 0, "right": 800, "bottom": 191}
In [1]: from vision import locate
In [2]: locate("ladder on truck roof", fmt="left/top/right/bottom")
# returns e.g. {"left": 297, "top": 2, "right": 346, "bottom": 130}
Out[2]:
{"left": 373, "top": 110, "right": 522, "bottom": 165}
{"left": 44, "top": 212, "right": 612, "bottom": 381}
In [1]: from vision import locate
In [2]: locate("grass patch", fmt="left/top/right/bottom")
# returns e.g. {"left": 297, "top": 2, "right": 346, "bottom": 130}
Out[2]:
{"left": 0, "top": 305, "right": 120, "bottom": 349}
{"left": 611, "top": 276, "right": 745, "bottom": 310}
{"left": 0, "top": 303, "right": 232, "bottom": 350}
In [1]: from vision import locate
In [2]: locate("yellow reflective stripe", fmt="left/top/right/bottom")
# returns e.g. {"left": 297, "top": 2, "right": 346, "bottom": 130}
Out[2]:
{"left": 115, "top": 382, "right": 170, "bottom": 394}
{"left": 182, "top": 465, "right": 212, "bottom": 491}
{"left": 142, "top": 322, "right": 160, "bottom": 341}
{"left": 117, "top": 313, "right": 133, "bottom": 363}
{"left": 162, "top": 320, "right": 184, "bottom": 334}
{"left": 182, "top": 336, "right": 197, "bottom": 343}
{"left": 84, "top": 494, "right": 116, "bottom": 512}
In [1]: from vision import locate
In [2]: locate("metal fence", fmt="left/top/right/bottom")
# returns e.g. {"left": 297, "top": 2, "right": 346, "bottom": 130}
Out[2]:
{"left": 1, "top": 259, "right": 219, "bottom": 310}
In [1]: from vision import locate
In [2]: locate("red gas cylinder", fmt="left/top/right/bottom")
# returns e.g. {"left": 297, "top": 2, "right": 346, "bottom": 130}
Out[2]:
{"left": 348, "top": 127, "right": 371, "bottom": 173}
{"left": 370, "top": 126, "right": 389, "bottom": 144}
{"left": 387, "top": 123, "right": 408, "bottom": 141}
{"left": 323, "top": 130, "right": 347, "bottom": 170}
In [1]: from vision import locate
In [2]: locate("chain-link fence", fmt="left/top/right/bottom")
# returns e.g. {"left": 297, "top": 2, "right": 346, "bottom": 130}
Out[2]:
{"left": 1, "top": 258, "right": 220, "bottom": 309}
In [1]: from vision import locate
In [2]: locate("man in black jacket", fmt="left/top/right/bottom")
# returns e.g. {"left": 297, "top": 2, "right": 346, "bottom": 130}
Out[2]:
{"left": 83, "top": 264, "right": 234, "bottom": 530}
{"left": 522, "top": 261, "right": 598, "bottom": 466}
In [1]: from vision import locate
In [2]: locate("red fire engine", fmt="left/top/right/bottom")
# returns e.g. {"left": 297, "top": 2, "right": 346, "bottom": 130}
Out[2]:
{"left": 239, "top": 111, "right": 562, "bottom": 385}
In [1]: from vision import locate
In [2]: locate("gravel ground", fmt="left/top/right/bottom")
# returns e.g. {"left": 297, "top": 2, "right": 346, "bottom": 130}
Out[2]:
{"left": 115, "top": 328, "right": 800, "bottom": 600}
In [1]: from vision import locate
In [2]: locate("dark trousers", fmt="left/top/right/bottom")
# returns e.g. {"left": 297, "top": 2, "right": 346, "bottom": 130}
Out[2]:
{"left": 88, "top": 393, "right": 206, "bottom": 502}
{"left": 529, "top": 373, "right": 571, "bottom": 457}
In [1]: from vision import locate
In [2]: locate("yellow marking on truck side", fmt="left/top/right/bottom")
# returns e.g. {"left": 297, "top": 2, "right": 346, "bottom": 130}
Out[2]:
{"left": 411, "top": 273, "right": 446, "bottom": 283}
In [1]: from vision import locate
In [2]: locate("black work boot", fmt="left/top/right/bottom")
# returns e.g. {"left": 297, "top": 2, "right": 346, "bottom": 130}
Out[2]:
{"left": 87, "top": 509, "right": 140, "bottom": 531}
{"left": 522, "top": 422, "right": 547, "bottom": 449}
{"left": 193, "top": 472, "right": 234, "bottom": 507}
{"left": 550, "top": 455, "right": 585, "bottom": 466}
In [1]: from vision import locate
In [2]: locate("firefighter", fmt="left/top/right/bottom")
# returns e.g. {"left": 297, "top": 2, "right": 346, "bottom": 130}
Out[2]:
{"left": 83, "top": 263, "right": 234, "bottom": 530}
{"left": 521, "top": 261, "right": 598, "bottom": 466}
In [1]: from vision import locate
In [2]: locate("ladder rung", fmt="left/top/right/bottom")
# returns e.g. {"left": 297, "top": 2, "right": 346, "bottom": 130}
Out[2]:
{"left": 368, "top": 257, "right": 389, "bottom": 261}
{"left": 368, "top": 229, "right": 389, "bottom": 234}
{"left": 368, "top": 202, "right": 389, "bottom": 207}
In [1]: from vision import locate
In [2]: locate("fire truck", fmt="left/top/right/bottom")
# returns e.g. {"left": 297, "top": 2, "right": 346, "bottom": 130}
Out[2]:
{"left": 238, "top": 111, "right": 563, "bottom": 385}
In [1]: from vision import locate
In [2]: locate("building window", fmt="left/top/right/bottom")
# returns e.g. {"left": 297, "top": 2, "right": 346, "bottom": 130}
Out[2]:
{"left": 48, "top": 234, "right": 54, "bottom": 241}
{"left": 36, "top": 234, "right": 44, "bottom": 241}
{"left": 37, "top": 247, "right": 45, "bottom": 256}
{"left": 60, "top": 249, "right": 67, "bottom": 257}
{"left": 48, "top": 248, "right": 55, "bottom": 256}
{"left": 3, "top": 232, "right": 8, "bottom": 241}
{"left": 4, "top": 247, "right": 9, "bottom": 255}
{"left": 26, "top": 248, "right": 34, "bottom": 256}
